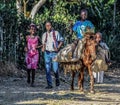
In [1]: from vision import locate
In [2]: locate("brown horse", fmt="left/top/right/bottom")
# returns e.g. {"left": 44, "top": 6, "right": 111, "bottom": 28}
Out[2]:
{"left": 71, "top": 32, "right": 97, "bottom": 93}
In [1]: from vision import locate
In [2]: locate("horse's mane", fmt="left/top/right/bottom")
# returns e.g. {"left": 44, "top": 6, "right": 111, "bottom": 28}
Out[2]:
{"left": 84, "top": 32, "right": 95, "bottom": 36}
{"left": 84, "top": 32, "right": 95, "bottom": 40}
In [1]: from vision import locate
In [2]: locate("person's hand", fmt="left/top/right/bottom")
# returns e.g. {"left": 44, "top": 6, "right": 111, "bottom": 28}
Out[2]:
{"left": 42, "top": 47, "right": 45, "bottom": 52}
{"left": 54, "top": 48, "right": 59, "bottom": 52}
{"left": 36, "top": 45, "right": 43, "bottom": 49}
{"left": 24, "top": 47, "right": 28, "bottom": 52}
{"left": 35, "top": 46, "right": 39, "bottom": 49}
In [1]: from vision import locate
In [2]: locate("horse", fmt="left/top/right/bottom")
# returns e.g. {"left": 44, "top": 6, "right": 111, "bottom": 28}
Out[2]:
{"left": 70, "top": 32, "right": 97, "bottom": 93}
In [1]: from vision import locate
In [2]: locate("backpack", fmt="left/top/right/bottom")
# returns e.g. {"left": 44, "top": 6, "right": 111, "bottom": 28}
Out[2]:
{"left": 44, "top": 31, "right": 58, "bottom": 49}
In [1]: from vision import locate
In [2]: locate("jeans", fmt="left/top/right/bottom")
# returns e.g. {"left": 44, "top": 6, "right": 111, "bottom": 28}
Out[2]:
{"left": 44, "top": 51, "right": 59, "bottom": 86}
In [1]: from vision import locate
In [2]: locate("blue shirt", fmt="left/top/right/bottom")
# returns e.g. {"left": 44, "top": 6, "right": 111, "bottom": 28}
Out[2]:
{"left": 73, "top": 20, "right": 94, "bottom": 39}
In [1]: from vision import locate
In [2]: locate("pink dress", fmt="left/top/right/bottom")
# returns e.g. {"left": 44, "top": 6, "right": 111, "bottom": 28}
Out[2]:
{"left": 26, "top": 36, "right": 39, "bottom": 69}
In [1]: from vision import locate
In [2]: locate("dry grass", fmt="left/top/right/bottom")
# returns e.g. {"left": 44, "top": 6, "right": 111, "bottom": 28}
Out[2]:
{"left": 0, "top": 61, "right": 26, "bottom": 77}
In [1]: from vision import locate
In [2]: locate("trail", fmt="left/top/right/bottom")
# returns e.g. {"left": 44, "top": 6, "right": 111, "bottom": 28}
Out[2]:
{"left": 0, "top": 67, "right": 120, "bottom": 105}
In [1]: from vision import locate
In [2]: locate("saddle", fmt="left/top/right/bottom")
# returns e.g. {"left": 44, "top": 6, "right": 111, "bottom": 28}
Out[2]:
{"left": 53, "top": 38, "right": 85, "bottom": 62}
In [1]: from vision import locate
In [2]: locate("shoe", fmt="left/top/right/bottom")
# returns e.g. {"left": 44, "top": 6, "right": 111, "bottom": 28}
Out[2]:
{"left": 56, "top": 82, "right": 60, "bottom": 87}
{"left": 96, "top": 82, "right": 100, "bottom": 84}
{"left": 27, "top": 80, "right": 30, "bottom": 84}
{"left": 45, "top": 85, "right": 53, "bottom": 89}
{"left": 31, "top": 83, "right": 35, "bottom": 87}
{"left": 56, "top": 84, "right": 60, "bottom": 87}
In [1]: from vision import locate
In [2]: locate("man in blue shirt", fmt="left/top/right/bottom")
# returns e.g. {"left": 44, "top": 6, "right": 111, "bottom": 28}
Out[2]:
{"left": 73, "top": 9, "right": 94, "bottom": 39}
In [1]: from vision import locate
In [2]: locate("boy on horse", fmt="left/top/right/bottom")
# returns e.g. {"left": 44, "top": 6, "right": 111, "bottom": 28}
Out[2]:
{"left": 73, "top": 9, "right": 94, "bottom": 39}
{"left": 54, "top": 9, "right": 95, "bottom": 63}
{"left": 72, "top": 9, "right": 97, "bottom": 79}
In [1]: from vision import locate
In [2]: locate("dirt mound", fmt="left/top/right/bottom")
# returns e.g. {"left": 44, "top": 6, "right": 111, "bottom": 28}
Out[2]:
{"left": 0, "top": 61, "right": 26, "bottom": 77}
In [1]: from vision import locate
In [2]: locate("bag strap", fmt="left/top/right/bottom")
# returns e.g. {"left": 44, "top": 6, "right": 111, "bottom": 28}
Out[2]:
{"left": 45, "top": 31, "right": 57, "bottom": 43}
{"left": 45, "top": 32, "right": 48, "bottom": 43}
{"left": 53, "top": 31, "right": 56, "bottom": 42}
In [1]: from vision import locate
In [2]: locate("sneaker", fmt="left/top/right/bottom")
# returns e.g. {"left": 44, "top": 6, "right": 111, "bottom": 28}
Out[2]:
{"left": 56, "top": 82, "right": 60, "bottom": 87}
{"left": 31, "top": 83, "right": 35, "bottom": 87}
{"left": 56, "top": 79, "right": 60, "bottom": 87}
{"left": 27, "top": 80, "right": 30, "bottom": 84}
{"left": 45, "top": 85, "right": 53, "bottom": 89}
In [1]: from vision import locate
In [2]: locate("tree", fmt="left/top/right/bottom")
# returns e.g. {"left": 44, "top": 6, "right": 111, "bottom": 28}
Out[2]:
{"left": 16, "top": 0, "right": 22, "bottom": 17}
{"left": 16, "top": 0, "right": 46, "bottom": 19}
{"left": 30, "top": 0, "right": 46, "bottom": 19}
{"left": 0, "top": 0, "right": 120, "bottom": 65}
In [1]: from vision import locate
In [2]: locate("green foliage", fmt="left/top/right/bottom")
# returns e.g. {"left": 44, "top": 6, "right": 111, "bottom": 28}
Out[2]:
{"left": 0, "top": 0, "right": 120, "bottom": 69}
{"left": 0, "top": 1, "right": 30, "bottom": 68}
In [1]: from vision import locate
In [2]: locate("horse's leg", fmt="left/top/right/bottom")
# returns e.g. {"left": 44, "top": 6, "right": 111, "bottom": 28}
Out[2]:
{"left": 78, "top": 67, "right": 84, "bottom": 92}
{"left": 88, "top": 65, "right": 94, "bottom": 93}
{"left": 71, "top": 71, "right": 75, "bottom": 90}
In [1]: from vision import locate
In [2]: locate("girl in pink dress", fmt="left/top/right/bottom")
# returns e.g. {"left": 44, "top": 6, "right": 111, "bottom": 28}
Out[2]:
{"left": 25, "top": 24, "right": 42, "bottom": 87}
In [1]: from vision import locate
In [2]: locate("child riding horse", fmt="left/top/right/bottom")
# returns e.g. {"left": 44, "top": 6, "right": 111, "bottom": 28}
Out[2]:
{"left": 54, "top": 32, "right": 97, "bottom": 93}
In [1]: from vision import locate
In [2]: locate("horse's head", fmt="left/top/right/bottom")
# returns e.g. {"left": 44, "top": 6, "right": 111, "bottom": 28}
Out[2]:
{"left": 84, "top": 32, "right": 97, "bottom": 61}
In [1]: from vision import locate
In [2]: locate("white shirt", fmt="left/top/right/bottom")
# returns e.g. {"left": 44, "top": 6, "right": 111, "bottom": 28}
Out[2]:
{"left": 42, "top": 31, "right": 64, "bottom": 51}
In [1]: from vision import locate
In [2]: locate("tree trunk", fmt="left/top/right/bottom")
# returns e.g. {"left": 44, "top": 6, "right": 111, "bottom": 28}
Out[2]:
{"left": 23, "top": 0, "right": 29, "bottom": 18}
{"left": 0, "top": 17, "right": 4, "bottom": 61}
{"left": 16, "top": 0, "right": 23, "bottom": 17}
{"left": 30, "top": 0, "right": 46, "bottom": 19}
{"left": 113, "top": 0, "right": 117, "bottom": 28}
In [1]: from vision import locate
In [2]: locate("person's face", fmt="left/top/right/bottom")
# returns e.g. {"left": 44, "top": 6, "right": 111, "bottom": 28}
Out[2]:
{"left": 45, "top": 23, "right": 52, "bottom": 31}
{"left": 80, "top": 11, "right": 87, "bottom": 20}
{"left": 30, "top": 26, "right": 36, "bottom": 35}
{"left": 96, "top": 34, "right": 102, "bottom": 43}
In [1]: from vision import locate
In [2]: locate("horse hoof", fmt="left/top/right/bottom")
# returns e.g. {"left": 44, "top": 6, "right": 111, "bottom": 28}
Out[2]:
{"left": 90, "top": 90, "right": 95, "bottom": 94}
{"left": 71, "top": 88, "right": 74, "bottom": 91}
{"left": 70, "top": 87, "right": 74, "bottom": 91}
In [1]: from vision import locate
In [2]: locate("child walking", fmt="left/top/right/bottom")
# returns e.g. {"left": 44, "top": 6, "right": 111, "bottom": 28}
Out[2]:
{"left": 95, "top": 32, "right": 111, "bottom": 83}
{"left": 25, "top": 23, "right": 42, "bottom": 87}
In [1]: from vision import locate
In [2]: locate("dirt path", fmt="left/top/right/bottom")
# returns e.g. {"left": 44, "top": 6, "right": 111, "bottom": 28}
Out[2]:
{"left": 0, "top": 67, "right": 120, "bottom": 105}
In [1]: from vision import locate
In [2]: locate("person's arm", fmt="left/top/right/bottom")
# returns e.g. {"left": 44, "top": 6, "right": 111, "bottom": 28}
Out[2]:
{"left": 58, "top": 42, "right": 63, "bottom": 49}
{"left": 103, "top": 43, "right": 109, "bottom": 50}
{"left": 88, "top": 21, "right": 95, "bottom": 32}
{"left": 37, "top": 45, "right": 43, "bottom": 48}
{"left": 36, "top": 36, "right": 43, "bottom": 49}
{"left": 24, "top": 36, "right": 28, "bottom": 52}
{"left": 72, "top": 21, "right": 78, "bottom": 32}
{"left": 55, "top": 31, "right": 64, "bottom": 51}
{"left": 42, "top": 33, "right": 46, "bottom": 52}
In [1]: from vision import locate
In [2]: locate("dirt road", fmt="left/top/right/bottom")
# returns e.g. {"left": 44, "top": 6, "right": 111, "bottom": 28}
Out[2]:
{"left": 0, "top": 67, "right": 120, "bottom": 105}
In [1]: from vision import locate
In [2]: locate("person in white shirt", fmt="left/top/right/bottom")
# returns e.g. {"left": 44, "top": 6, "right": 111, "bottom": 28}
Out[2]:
{"left": 42, "top": 22, "right": 64, "bottom": 89}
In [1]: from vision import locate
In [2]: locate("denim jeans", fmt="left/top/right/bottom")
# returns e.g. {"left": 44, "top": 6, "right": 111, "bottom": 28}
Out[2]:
{"left": 44, "top": 51, "right": 59, "bottom": 86}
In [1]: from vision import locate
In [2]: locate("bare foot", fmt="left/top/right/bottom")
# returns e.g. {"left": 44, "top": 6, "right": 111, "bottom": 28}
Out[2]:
{"left": 90, "top": 90, "right": 95, "bottom": 94}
